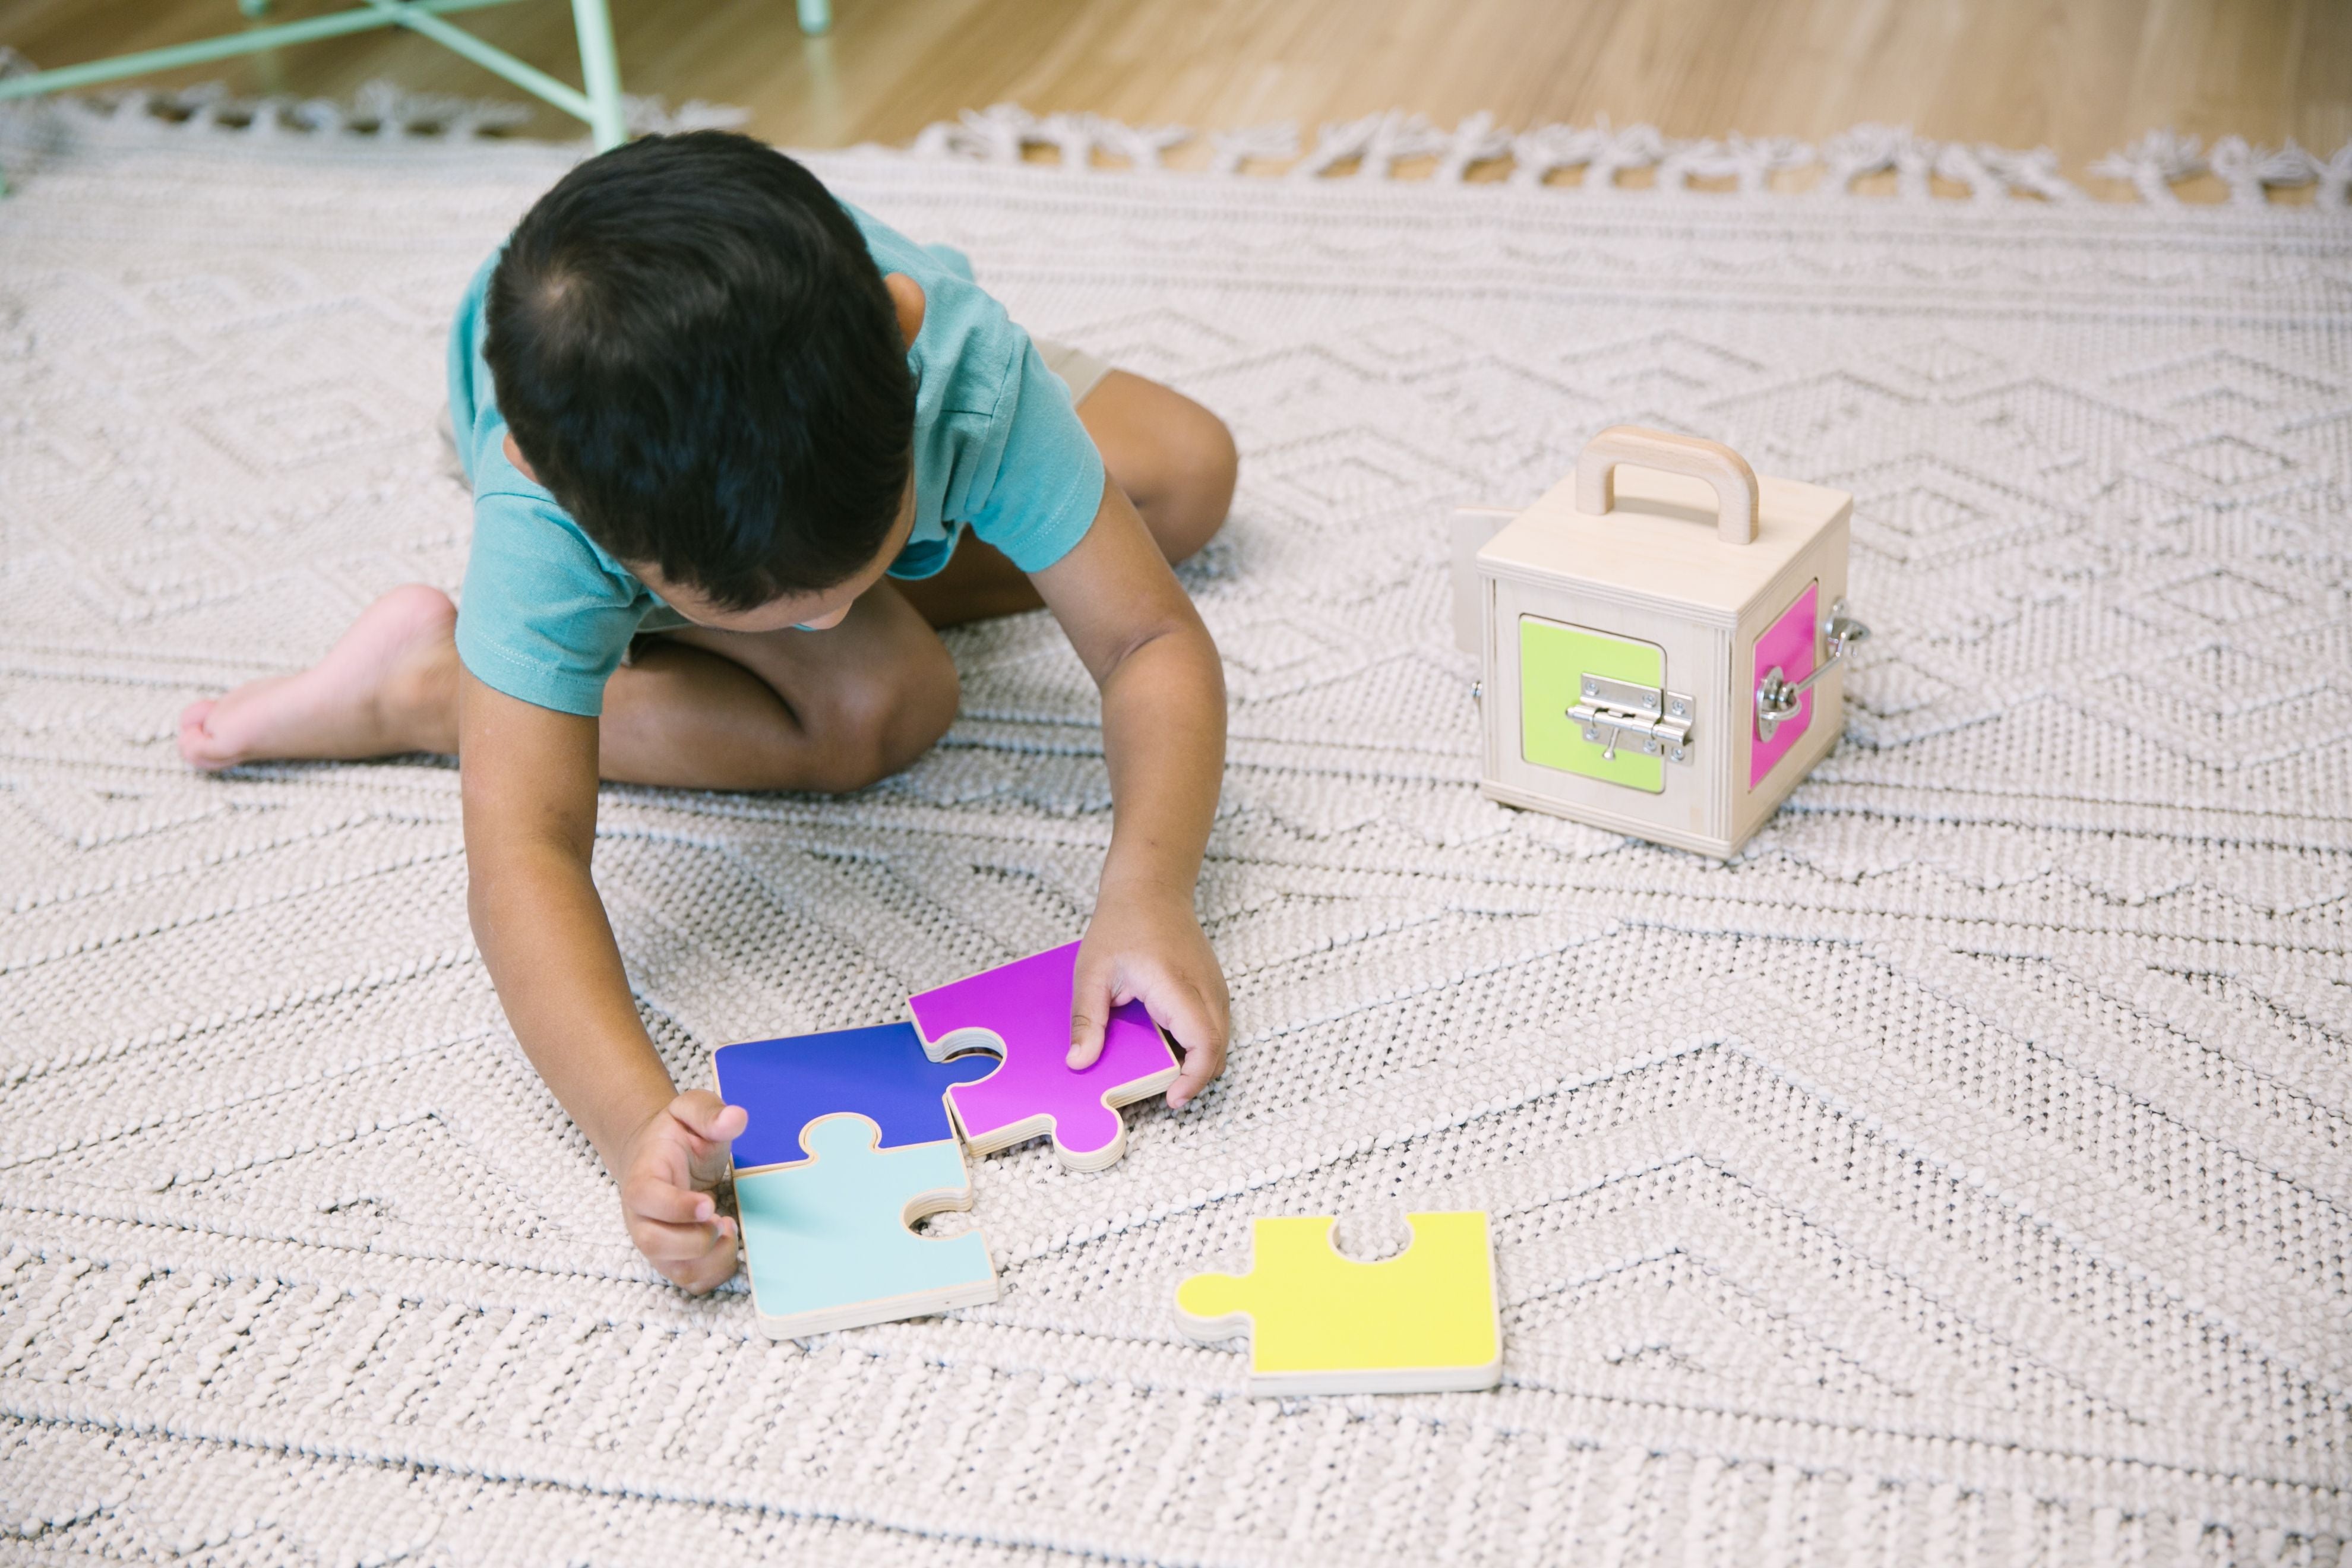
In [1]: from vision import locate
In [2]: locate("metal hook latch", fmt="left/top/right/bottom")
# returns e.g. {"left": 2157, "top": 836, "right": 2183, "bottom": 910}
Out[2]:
{"left": 1569, "top": 675, "right": 1695, "bottom": 764}
{"left": 1756, "top": 598, "right": 1869, "bottom": 744}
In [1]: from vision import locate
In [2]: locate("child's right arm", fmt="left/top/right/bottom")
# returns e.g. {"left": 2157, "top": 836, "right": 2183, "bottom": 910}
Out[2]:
{"left": 458, "top": 668, "right": 746, "bottom": 1291}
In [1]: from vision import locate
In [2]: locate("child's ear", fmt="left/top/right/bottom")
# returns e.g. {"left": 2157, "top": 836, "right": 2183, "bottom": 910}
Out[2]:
{"left": 501, "top": 430, "right": 540, "bottom": 485}
{"left": 884, "top": 273, "right": 927, "bottom": 350}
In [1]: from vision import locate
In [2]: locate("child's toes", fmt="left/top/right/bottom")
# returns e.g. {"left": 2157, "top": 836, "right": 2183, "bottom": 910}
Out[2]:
{"left": 177, "top": 700, "right": 234, "bottom": 770}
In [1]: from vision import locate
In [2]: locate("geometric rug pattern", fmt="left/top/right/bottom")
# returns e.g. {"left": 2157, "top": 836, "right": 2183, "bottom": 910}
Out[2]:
{"left": 2, "top": 98, "right": 2348, "bottom": 1564}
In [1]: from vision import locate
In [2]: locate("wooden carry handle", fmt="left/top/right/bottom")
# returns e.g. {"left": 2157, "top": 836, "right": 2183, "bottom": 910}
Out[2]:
{"left": 1575, "top": 425, "right": 1759, "bottom": 545}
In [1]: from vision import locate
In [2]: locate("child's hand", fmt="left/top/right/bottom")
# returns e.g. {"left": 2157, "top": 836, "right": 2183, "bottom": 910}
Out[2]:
{"left": 1069, "top": 893, "right": 1229, "bottom": 1109}
{"left": 614, "top": 1089, "right": 748, "bottom": 1293}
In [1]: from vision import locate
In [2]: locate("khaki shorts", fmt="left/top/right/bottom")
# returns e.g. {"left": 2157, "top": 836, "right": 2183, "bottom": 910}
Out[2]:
{"left": 1032, "top": 336, "right": 1115, "bottom": 407}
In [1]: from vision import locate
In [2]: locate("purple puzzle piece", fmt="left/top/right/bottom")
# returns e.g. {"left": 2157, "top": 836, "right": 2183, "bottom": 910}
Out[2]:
{"left": 907, "top": 941, "right": 1181, "bottom": 1172}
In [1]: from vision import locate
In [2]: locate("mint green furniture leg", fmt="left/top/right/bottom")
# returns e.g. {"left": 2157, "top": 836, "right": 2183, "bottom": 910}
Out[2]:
{"left": 0, "top": 0, "right": 633, "bottom": 194}
{"left": 570, "top": 0, "right": 627, "bottom": 146}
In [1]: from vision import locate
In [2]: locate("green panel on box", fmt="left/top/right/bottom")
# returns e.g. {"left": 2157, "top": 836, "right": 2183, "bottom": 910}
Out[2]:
{"left": 1520, "top": 616, "right": 1666, "bottom": 793}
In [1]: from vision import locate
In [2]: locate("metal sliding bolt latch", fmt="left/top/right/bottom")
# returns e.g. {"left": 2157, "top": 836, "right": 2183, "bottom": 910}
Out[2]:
{"left": 1569, "top": 675, "right": 1695, "bottom": 764}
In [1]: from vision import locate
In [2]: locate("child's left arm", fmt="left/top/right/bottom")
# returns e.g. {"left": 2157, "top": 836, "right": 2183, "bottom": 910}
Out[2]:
{"left": 1031, "top": 475, "right": 1230, "bottom": 1107}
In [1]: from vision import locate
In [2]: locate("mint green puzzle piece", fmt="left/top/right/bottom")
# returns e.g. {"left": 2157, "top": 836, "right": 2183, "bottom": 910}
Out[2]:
{"left": 735, "top": 1113, "right": 999, "bottom": 1338}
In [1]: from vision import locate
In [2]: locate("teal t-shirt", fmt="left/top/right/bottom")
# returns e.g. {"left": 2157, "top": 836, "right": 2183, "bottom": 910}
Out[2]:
{"left": 448, "top": 202, "right": 1106, "bottom": 716}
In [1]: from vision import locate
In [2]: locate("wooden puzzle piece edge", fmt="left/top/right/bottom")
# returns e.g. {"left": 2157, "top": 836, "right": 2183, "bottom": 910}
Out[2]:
{"left": 1239, "top": 1359, "right": 1502, "bottom": 1397}
{"left": 738, "top": 1117, "right": 1001, "bottom": 1339}
{"left": 1172, "top": 1212, "right": 1504, "bottom": 1397}
{"left": 754, "top": 1266, "right": 1000, "bottom": 1340}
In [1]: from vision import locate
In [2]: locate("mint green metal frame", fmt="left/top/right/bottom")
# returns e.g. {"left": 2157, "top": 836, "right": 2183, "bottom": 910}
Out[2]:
{"left": 0, "top": 0, "right": 633, "bottom": 149}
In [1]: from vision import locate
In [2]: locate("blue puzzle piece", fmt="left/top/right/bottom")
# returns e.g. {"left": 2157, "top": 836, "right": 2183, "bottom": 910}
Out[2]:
{"left": 735, "top": 1114, "right": 998, "bottom": 1337}
{"left": 714, "top": 1020, "right": 997, "bottom": 1174}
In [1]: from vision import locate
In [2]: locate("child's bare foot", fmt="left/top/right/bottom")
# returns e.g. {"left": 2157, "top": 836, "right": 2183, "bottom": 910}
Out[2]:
{"left": 178, "top": 584, "right": 460, "bottom": 771}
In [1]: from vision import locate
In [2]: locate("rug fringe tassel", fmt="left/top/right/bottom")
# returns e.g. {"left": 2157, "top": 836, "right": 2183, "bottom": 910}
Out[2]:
{"left": 908, "top": 102, "right": 2352, "bottom": 208}
{"left": 4, "top": 60, "right": 2345, "bottom": 209}
{"left": 0, "top": 55, "right": 745, "bottom": 143}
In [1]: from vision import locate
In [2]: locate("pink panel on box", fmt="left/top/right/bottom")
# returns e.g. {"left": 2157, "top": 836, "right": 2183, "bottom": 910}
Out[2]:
{"left": 1749, "top": 583, "right": 1819, "bottom": 789}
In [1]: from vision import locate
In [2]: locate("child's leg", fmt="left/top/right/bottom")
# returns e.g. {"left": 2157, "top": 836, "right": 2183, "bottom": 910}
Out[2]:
{"left": 179, "top": 580, "right": 960, "bottom": 794}
{"left": 594, "top": 587, "right": 957, "bottom": 792}
{"left": 176, "top": 366, "right": 1228, "bottom": 777}
{"left": 178, "top": 583, "right": 463, "bottom": 767}
{"left": 894, "top": 370, "right": 1237, "bottom": 628}
{"left": 1077, "top": 371, "right": 1238, "bottom": 562}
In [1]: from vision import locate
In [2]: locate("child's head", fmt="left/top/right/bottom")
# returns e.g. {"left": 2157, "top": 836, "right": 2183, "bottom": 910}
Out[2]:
{"left": 485, "top": 131, "right": 915, "bottom": 619}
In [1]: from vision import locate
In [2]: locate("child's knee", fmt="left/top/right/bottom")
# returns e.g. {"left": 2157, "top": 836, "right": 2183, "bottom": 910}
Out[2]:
{"left": 803, "top": 634, "right": 959, "bottom": 792}
{"left": 883, "top": 634, "right": 962, "bottom": 769}
{"left": 1190, "top": 407, "right": 1239, "bottom": 528}
{"left": 1156, "top": 400, "right": 1238, "bottom": 564}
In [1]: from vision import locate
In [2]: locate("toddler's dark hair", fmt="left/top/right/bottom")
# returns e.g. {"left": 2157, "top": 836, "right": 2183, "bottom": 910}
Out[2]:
{"left": 485, "top": 131, "right": 913, "bottom": 609}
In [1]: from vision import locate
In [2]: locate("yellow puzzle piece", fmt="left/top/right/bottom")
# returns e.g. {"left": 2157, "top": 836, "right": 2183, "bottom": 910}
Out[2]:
{"left": 1172, "top": 1211, "right": 1501, "bottom": 1395}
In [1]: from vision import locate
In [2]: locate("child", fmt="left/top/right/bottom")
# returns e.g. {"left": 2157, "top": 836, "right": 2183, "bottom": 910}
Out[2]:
{"left": 176, "top": 132, "right": 1237, "bottom": 1294}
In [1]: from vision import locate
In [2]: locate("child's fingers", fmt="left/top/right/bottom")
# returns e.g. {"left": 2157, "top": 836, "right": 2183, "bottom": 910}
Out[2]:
{"left": 644, "top": 1224, "right": 741, "bottom": 1294}
{"left": 1168, "top": 1041, "right": 1225, "bottom": 1109}
{"left": 675, "top": 1095, "right": 748, "bottom": 1187}
{"left": 658, "top": 1238, "right": 742, "bottom": 1295}
{"left": 624, "top": 1173, "right": 719, "bottom": 1227}
{"left": 632, "top": 1212, "right": 737, "bottom": 1264}
{"left": 672, "top": 1089, "right": 747, "bottom": 1143}
{"left": 1067, "top": 956, "right": 1114, "bottom": 1070}
{"left": 1136, "top": 973, "right": 1226, "bottom": 1109}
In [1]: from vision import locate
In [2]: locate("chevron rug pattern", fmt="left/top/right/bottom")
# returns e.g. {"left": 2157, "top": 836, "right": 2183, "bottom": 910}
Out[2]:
{"left": 2, "top": 98, "right": 2348, "bottom": 1566}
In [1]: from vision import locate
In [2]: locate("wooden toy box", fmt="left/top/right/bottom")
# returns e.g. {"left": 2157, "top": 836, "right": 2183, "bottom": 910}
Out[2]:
{"left": 1455, "top": 428, "right": 1867, "bottom": 859}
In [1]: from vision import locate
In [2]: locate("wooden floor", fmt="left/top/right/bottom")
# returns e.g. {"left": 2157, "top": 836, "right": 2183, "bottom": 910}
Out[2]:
{"left": 5, "top": 0, "right": 2349, "bottom": 200}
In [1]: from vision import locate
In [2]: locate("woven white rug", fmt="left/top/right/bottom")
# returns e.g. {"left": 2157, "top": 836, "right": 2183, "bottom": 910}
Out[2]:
{"left": 3, "top": 94, "right": 2349, "bottom": 1567}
